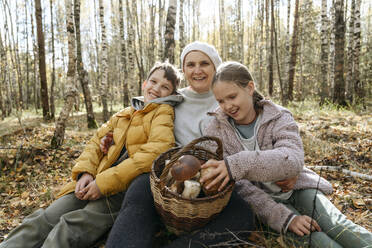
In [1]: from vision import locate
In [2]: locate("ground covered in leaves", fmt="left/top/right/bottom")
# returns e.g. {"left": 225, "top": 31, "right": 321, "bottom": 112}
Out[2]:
{"left": 0, "top": 101, "right": 371, "bottom": 247}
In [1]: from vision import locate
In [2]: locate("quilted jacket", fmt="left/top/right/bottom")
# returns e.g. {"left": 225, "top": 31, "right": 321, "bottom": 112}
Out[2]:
{"left": 57, "top": 95, "right": 183, "bottom": 197}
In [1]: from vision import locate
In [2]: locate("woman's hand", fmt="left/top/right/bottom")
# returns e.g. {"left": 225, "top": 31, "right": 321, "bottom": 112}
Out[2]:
{"left": 75, "top": 173, "right": 94, "bottom": 200}
{"left": 275, "top": 176, "right": 298, "bottom": 192}
{"left": 80, "top": 180, "right": 103, "bottom": 201}
{"left": 100, "top": 132, "right": 114, "bottom": 155}
{"left": 288, "top": 215, "right": 321, "bottom": 236}
{"left": 199, "top": 159, "right": 230, "bottom": 192}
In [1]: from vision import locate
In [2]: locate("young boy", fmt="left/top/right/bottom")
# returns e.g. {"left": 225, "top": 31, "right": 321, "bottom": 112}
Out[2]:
{"left": 0, "top": 62, "right": 183, "bottom": 248}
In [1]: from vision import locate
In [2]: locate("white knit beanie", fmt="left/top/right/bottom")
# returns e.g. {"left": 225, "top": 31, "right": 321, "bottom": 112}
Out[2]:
{"left": 180, "top": 41, "right": 222, "bottom": 71}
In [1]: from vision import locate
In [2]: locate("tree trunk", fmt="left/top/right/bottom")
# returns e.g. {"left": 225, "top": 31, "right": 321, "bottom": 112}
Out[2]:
{"left": 35, "top": 0, "right": 50, "bottom": 120}
{"left": 119, "top": 0, "right": 129, "bottom": 107}
{"left": 179, "top": 0, "right": 185, "bottom": 60}
{"left": 333, "top": 0, "right": 346, "bottom": 106}
{"left": 353, "top": 0, "right": 363, "bottom": 106}
{"left": 320, "top": 0, "right": 329, "bottom": 105}
{"left": 157, "top": 0, "right": 164, "bottom": 60}
{"left": 163, "top": 0, "right": 177, "bottom": 64}
{"left": 49, "top": 0, "right": 56, "bottom": 120}
{"left": 75, "top": 0, "right": 97, "bottom": 128}
{"left": 287, "top": 0, "right": 300, "bottom": 101}
{"left": 126, "top": 0, "right": 135, "bottom": 98}
{"left": 268, "top": 0, "right": 274, "bottom": 96}
{"left": 51, "top": 0, "right": 79, "bottom": 148}
{"left": 346, "top": 0, "right": 355, "bottom": 103}
{"left": 98, "top": 0, "right": 109, "bottom": 122}
{"left": 219, "top": 0, "right": 226, "bottom": 60}
{"left": 273, "top": 0, "right": 284, "bottom": 104}
{"left": 25, "top": 1, "right": 31, "bottom": 109}
{"left": 329, "top": 0, "right": 336, "bottom": 98}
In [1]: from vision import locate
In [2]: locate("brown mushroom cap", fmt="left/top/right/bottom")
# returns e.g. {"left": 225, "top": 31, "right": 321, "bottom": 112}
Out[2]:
{"left": 171, "top": 155, "right": 201, "bottom": 181}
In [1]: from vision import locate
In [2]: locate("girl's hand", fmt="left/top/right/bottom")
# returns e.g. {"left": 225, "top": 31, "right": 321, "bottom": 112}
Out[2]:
{"left": 275, "top": 176, "right": 298, "bottom": 192}
{"left": 75, "top": 173, "right": 94, "bottom": 200}
{"left": 100, "top": 132, "right": 114, "bottom": 155}
{"left": 199, "top": 159, "right": 230, "bottom": 192}
{"left": 81, "top": 180, "right": 103, "bottom": 201}
{"left": 288, "top": 215, "right": 321, "bottom": 236}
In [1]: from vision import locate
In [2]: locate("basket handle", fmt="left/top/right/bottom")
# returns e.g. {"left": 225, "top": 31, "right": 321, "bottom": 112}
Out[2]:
{"left": 159, "top": 136, "right": 223, "bottom": 187}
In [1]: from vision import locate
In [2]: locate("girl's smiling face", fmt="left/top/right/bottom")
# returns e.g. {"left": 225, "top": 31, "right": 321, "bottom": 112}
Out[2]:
{"left": 143, "top": 69, "right": 174, "bottom": 103}
{"left": 212, "top": 80, "right": 257, "bottom": 125}
{"left": 183, "top": 51, "right": 216, "bottom": 93}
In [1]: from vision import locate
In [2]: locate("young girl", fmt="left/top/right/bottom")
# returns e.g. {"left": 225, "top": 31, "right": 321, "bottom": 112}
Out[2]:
{"left": 200, "top": 61, "right": 372, "bottom": 248}
{"left": 0, "top": 62, "right": 183, "bottom": 248}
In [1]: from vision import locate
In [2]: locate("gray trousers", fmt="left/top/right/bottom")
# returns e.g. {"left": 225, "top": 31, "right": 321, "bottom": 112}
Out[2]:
{"left": 0, "top": 192, "right": 125, "bottom": 248}
{"left": 279, "top": 189, "right": 372, "bottom": 248}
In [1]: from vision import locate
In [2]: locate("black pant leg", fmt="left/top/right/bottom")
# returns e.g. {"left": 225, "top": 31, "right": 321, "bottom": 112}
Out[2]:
{"left": 105, "top": 173, "right": 161, "bottom": 248}
{"left": 163, "top": 190, "right": 256, "bottom": 248}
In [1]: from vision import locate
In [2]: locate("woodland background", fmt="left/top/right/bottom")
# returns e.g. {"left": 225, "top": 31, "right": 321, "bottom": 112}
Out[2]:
{"left": 0, "top": 0, "right": 371, "bottom": 247}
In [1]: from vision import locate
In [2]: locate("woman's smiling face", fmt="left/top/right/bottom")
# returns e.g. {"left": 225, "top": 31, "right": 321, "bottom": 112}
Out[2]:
{"left": 183, "top": 51, "right": 216, "bottom": 93}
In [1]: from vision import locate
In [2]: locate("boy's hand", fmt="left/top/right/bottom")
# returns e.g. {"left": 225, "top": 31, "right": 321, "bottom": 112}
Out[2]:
{"left": 75, "top": 173, "right": 94, "bottom": 200}
{"left": 275, "top": 176, "right": 298, "bottom": 192}
{"left": 199, "top": 159, "right": 230, "bottom": 192}
{"left": 288, "top": 215, "right": 321, "bottom": 236}
{"left": 100, "top": 132, "right": 114, "bottom": 155}
{"left": 81, "top": 180, "right": 103, "bottom": 201}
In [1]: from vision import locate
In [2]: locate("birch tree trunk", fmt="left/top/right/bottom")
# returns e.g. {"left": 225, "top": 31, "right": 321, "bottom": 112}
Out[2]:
{"left": 329, "top": 0, "right": 336, "bottom": 98}
{"left": 51, "top": 0, "right": 78, "bottom": 148}
{"left": 163, "top": 0, "right": 177, "bottom": 64}
{"left": 30, "top": 0, "right": 40, "bottom": 111}
{"left": 158, "top": 0, "right": 164, "bottom": 60}
{"left": 126, "top": 0, "right": 135, "bottom": 98}
{"left": 320, "top": 0, "right": 329, "bottom": 105}
{"left": 0, "top": 31, "right": 5, "bottom": 119}
{"left": 75, "top": 0, "right": 97, "bottom": 128}
{"left": 99, "top": 0, "right": 109, "bottom": 121}
{"left": 353, "top": 0, "right": 363, "bottom": 106}
{"left": 346, "top": 0, "right": 355, "bottom": 103}
{"left": 119, "top": 0, "right": 129, "bottom": 107}
{"left": 148, "top": 0, "right": 156, "bottom": 68}
{"left": 219, "top": 0, "right": 226, "bottom": 60}
{"left": 35, "top": 0, "right": 50, "bottom": 120}
{"left": 179, "top": 0, "right": 186, "bottom": 57}
{"left": 237, "top": 0, "right": 244, "bottom": 63}
{"left": 273, "top": 0, "right": 284, "bottom": 104}
{"left": 333, "top": 0, "right": 346, "bottom": 106}
{"left": 268, "top": 0, "right": 274, "bottom": 96}
{"left": 287, "top": 0, "right": 300, "bottom": 101}
{"left": 49, "top": 0, "right": 56, "bottom": 120}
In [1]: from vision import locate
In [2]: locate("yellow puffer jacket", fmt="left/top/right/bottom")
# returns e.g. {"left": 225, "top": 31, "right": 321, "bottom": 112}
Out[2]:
{"left": 57, "top": 102, "right": 175, "bottom": 197}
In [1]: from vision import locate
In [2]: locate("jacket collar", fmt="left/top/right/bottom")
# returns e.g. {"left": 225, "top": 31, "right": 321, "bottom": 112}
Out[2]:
{"left": 116, "top": 94, "right": 184, "bottom": 118}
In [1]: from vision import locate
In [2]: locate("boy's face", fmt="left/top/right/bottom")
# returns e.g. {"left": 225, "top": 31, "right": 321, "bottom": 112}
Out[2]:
{"left": 143, "top": 69, "right": 174, "bottom": 103}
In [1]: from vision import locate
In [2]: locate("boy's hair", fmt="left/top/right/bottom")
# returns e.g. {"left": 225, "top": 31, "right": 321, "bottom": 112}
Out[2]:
{"left": 212, "top": 61, "right": 264, "bottom": 113}
{"left": 147, "top": 62, "right": 182, "bottom": 93}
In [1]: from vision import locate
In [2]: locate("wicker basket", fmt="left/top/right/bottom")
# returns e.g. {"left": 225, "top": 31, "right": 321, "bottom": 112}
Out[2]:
{"left": 150, "top": 136, "right": 234, "bottom": 235}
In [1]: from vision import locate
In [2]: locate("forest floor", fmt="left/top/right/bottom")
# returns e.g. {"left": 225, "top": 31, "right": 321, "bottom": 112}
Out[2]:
{"left": 0, "top": 101, "right": 371, "bottom": 247}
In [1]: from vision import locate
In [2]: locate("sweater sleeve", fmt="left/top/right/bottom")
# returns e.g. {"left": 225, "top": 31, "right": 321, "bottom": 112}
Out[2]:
{"left": 95, "top": 105, "right": 175, "bottom": 196}
{"left": 235, "top": 179, "right": 294, "bottom": 233}
{"left": 227, "top": 112, "right": 304, "bottom": 182}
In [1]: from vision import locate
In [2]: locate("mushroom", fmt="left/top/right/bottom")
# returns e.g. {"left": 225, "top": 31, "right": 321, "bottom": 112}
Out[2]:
{"left": 169, "top": 180, "right": 184, "bottom": 194}
{"left": 171, "top": 155, "right": 201, "bottom": 181}
{"left": 200, "top": 167, "right": 221, "bottom": 196}
{"left": 181, "top": 180, "right": 201, "bottom": 199}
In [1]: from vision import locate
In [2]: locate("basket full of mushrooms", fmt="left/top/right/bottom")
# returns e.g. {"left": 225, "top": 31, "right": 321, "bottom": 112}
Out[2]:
{"left": 150, "top": 136, "right": 234, "bottom": 235}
